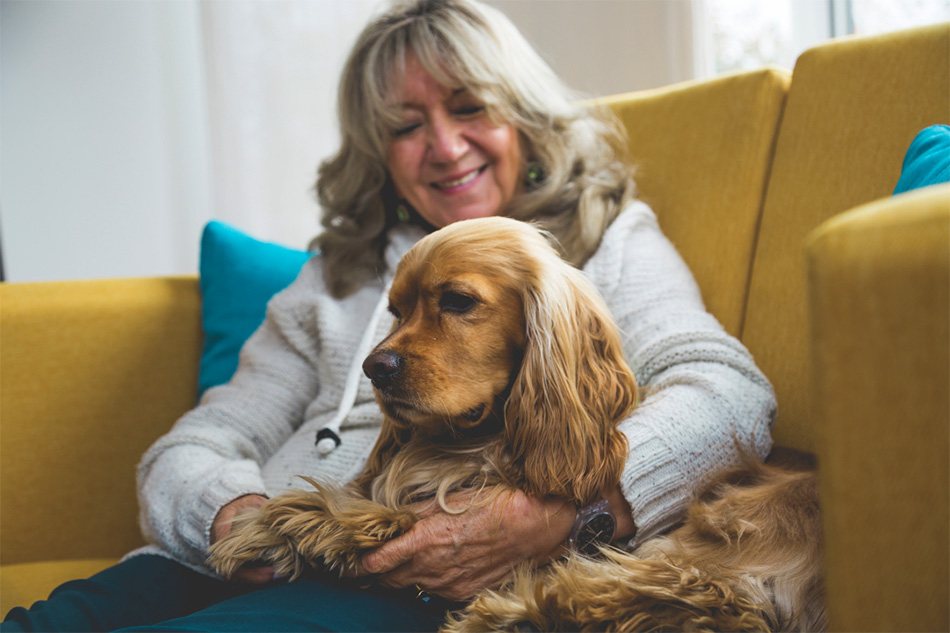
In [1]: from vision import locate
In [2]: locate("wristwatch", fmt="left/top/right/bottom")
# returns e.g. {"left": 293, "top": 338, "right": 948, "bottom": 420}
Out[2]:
{"left": 567, "top": 497, "right": 616, "bottom": 556}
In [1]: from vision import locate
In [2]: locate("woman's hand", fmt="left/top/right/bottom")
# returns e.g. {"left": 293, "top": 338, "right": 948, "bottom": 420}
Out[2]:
{"left": 357, "top": 488, "right": 575, "bottom": 602}
{"left": 210, "top": 494, "right": 275, "bottom": 584}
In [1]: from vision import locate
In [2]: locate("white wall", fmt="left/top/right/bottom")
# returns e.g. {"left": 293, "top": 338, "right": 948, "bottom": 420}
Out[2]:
{"left": 1, "top": 0, "right": 695, "bottom": 282}
{"left": 488, "top": 0, "right": 695, "bottom": 97}
{"left": 1, "top": 0, "right": 213, "bottom": 281}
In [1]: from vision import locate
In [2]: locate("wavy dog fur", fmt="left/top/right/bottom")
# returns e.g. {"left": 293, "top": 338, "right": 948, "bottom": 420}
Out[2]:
{"left": 209, "top": 217, "right": 824, "bottom": 632}
{"left": 209, "top": 216, "right": 637, "bottom": 579}
{"left": 444, "top": 461, "right": 826, "bottom": 632}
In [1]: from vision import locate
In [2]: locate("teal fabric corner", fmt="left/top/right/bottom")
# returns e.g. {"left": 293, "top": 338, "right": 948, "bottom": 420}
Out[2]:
{"left": 198, "top": 221, "right": 313, "bottom": 399}
{"left": 894, "top": 125, "right": 950, "bottom": 196}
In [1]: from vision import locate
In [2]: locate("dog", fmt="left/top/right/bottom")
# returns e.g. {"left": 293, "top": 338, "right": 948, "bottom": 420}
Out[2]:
{"left": 208, "top": 216, "right": 636, "bottom": 576}
{"left": 208, "top": 216, "right": 824, "bottom": 632}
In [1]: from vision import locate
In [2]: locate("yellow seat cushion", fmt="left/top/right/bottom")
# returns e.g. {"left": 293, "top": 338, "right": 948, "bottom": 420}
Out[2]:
{"left": 1, "top": 559, "right": 118, "bottom": 615}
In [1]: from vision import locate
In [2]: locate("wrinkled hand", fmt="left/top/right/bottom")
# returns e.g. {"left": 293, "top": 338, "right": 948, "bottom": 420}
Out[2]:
{"left": 356, "top": 488, "right": 575, "bottom": 602}
{"left": 210, "top": 493, "right": 274, "bottom": 584}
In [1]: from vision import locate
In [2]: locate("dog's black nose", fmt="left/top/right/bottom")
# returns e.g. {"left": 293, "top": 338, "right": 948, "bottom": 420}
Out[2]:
{"left": 362, "top": 350, "right": 404, "bottom": 389}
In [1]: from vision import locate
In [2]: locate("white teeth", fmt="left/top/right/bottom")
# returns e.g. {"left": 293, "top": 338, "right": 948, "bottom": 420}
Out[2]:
{"left": 433, "top": 167, "right": 483, "bottom": 189}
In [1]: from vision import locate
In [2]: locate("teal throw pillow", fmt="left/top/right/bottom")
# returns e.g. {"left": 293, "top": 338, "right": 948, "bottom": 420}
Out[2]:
{"left": 198, "top": 220, "right": 313, "bottom": 399}
{"left": 893, "top": 125, "right": 950, "bottom": 195}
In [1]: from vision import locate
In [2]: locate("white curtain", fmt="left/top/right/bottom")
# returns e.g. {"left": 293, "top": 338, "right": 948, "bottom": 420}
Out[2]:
{"left": 200, "top": 0, "right": 382, "bottom": 251}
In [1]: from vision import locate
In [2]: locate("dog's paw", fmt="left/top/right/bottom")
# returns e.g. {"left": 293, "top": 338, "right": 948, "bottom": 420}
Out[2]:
{"left": 307, "top": 499, "right": 418, "bottom": 573}
{"left": 207, "top": 482, "right": 421, "bottom": 580}
{"left": 207, "top": 507, "right": 303, "bottom": 580}
{"left": 347, "top": 506, "right": 417, "bottom": 549}
{"left": 208, "top": 487, "right": 344, "bottom": 580}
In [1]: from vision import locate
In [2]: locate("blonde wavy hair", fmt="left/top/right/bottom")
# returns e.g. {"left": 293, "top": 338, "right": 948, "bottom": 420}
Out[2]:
{"left": 312, "top": 0, "right": 637, "bottom": 298}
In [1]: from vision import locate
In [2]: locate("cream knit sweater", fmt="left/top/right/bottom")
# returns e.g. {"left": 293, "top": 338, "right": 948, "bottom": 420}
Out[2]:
{"left": 134, "top": 202, "right": 775, "bottom": 574}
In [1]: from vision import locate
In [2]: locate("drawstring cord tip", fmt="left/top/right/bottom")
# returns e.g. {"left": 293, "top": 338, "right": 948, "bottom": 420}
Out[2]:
{"left": 315, "top": 428, "right": 342, "bottom": 456}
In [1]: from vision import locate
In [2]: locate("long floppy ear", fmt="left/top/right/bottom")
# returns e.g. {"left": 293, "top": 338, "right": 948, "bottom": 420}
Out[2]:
{"left": 504, "top": 266, "right": 638, "bottom": 506}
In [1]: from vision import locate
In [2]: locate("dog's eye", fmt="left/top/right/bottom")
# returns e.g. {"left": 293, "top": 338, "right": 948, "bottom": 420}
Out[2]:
{"left": 439, "top": 291, "right": 476, "bottom": 313}
{"left": 388, "top": 304, "right": 401, "bottom": 320}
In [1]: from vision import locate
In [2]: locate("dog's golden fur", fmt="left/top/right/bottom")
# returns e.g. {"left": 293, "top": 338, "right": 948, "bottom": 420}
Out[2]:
{"left": 208, "top": 217, "right": 824, "bottom": 632}
{"left": 443, "top": 460, "right": 825, "bottom": 632}
{"left": 208, "top": 216, "right": 636, "bottom": 577}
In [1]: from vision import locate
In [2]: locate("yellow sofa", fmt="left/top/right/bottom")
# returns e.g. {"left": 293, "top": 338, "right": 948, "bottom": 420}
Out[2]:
{"left": 2, "top": 23, "right": 947, "bottom": 631}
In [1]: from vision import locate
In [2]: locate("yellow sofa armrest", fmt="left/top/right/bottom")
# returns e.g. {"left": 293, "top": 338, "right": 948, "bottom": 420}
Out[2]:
{"left": 807, "top": 184, "right": 949, "bottom": 632}
{"left": 0, "top": 277, "right": 202, "bottom": 567}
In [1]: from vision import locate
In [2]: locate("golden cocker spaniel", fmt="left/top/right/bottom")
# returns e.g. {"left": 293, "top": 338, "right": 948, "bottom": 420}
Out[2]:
{"left": 209, "top": 217, "right": 824, "bottom": 632}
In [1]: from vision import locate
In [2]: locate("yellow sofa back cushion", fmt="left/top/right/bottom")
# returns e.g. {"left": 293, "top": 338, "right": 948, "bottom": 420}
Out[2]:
{"left": 743, "top": 23, "right": 950, "bottom": 452}
{"left": 602, "top": 69, "right": 789, "bottom": 338}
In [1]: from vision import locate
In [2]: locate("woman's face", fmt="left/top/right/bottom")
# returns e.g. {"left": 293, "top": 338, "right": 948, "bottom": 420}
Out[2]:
{"left": 385, "top": 55, "right": 523, "bottom": 228}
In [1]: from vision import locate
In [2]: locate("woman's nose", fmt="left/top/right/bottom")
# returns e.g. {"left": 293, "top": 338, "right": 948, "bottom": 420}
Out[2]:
{"left": 427, "top": 118, "right": 467, "bottom": 163}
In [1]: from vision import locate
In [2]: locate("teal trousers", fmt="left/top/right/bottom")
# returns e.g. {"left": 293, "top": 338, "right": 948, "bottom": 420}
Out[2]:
{"left": 2, "top": 555, "right": 447, "bottom": 632}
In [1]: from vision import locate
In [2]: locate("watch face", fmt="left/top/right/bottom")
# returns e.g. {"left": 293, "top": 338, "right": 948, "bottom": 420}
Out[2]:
{"left": 577, "top": 512, "right": 615, "bottom": 556}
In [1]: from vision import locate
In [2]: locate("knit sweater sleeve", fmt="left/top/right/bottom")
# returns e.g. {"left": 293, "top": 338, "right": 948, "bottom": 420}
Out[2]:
{"left": 136, "top": 260, "right": 323, "bottom": 570}
{"left": 585, "top": 202, "right": 776, "bottom": 546}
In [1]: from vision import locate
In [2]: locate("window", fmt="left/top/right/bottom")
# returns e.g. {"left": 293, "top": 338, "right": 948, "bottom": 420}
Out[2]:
{"left": 850, "top": 0, "right": 950, "bottom": 34}
{"left": 696, "top": 0, "right": 949, "bottom": 77}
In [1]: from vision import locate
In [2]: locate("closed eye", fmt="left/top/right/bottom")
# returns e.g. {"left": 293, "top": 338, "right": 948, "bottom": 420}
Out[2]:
{"left": 439, "top": 291, "right": 477, "bottom": 314}
{"left": 392, "top": 122, "right": 421, "bottom": 137}
{"left": 454, "top": 104, "right": 484, "bottom": 117}
{"left": 388, "top": 304, "right": 402, "bottom": 320}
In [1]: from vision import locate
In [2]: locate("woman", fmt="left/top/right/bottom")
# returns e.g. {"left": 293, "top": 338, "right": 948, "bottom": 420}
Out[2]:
{"left": 3, "top": 1, "right": 775, "bottom": 631}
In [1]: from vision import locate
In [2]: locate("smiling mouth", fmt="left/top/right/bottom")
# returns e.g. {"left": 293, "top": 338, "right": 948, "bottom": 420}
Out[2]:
{"left": 431, "top": 165, "right": 487, "bottom": 190}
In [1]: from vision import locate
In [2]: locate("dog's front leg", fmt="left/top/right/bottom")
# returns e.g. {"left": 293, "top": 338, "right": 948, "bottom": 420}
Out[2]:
{"left": 208, "top": 481, "right": 417, "bottom": 580}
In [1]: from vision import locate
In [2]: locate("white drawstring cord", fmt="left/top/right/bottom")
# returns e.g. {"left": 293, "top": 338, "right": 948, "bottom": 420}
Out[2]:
{"left": 315, "top": 283, "right": 393, "bottom": 456}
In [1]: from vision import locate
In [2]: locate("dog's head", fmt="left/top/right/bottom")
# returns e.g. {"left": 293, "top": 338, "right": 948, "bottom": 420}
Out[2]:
{"left": 362, "top": 217, "right": 637, "bottom": 503}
